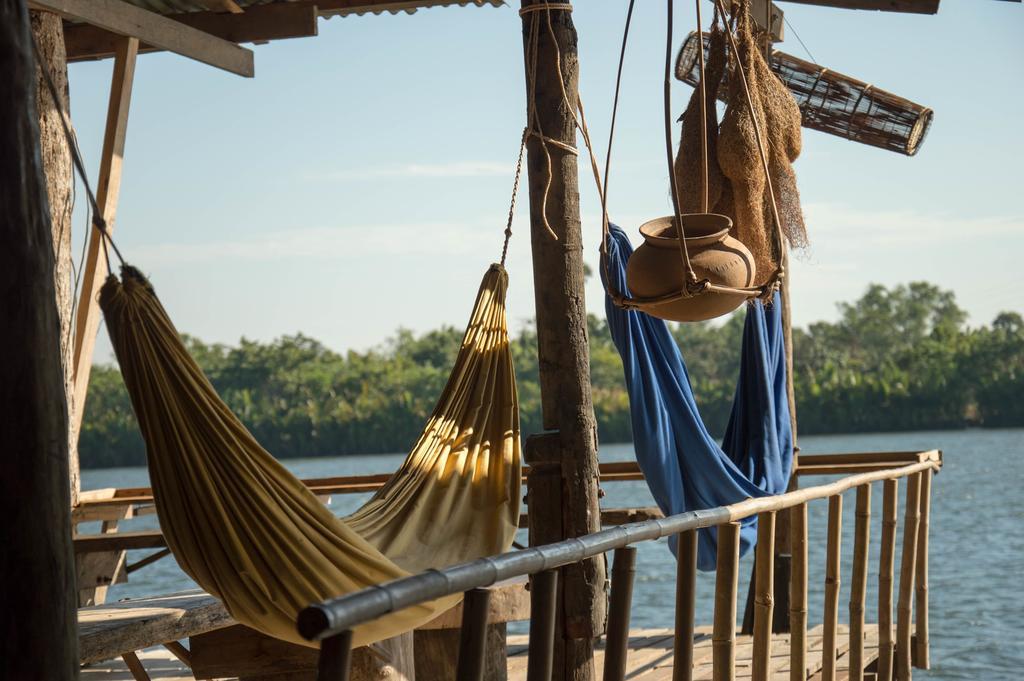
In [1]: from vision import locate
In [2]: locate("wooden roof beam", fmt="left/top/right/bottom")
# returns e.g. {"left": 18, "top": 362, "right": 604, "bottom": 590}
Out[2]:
{"left": 30, "top": 0, "right": 254, "bottom": 76}
{"left": 64, "top": 3, "right": 318, "bottom": 63}
{"left": 776, "top": 0, "right": 939, "bottom": 13}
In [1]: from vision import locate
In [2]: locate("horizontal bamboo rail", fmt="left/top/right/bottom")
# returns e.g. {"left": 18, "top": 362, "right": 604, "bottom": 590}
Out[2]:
{"left": 299, "top": 455, "right": 940, "bottom": 681}
{"left": 75, "top": 450, "right": 941, "bottom": 512}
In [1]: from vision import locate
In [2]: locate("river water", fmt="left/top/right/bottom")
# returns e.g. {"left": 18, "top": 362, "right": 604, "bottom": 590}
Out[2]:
{"left": 82, "top": 429, "right": 1023, "bottom": 679}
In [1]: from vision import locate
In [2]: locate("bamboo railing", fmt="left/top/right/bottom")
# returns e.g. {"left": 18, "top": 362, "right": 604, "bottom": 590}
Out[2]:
{"left": 300, "top": 451, "right": 940, "bottom": 681}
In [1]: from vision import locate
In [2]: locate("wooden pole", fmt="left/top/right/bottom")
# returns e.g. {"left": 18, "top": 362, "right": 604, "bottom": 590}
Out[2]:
{"left": 751, "top": 512, "right": 775, "bottom": 681}
{"left": 822, "top": 495, "right": 842, "bottom": 681}
{"left": 788, "top": 503, "right": 807, "bottom": 681}
{"left": 878, "top": 479, "right": 899, "bottom": 681}
{"left": 519, "top": 4, "right": 605, "bottom": 681}
{"left": 713, "top": 523, "right": 742, "bottom": 681}
{"left": 0, "top": 0, "right": 79, "bottom": 675}
{"left": 849, "top": 485, "right": 872, "bottom": 681}
{"left": 30, "top": 9, "right": 78, "bottom": 507}
{"left": 896, "top": 473, "right": 921, "bottom": 681}
{"left": 70, "top": 34, "right": 138, "bottom": 447}
{"left": 914, "top": 468, "right": 931, "bottom": 670}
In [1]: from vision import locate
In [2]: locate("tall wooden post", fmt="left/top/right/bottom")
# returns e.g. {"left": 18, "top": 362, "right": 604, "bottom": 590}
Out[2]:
{"left": 31, "top": 9, "right": 78, "bottom": 507}
{"left": 519, "top": 3, "right": 605, "bottom": 680}
{"left": 0, "top": 0, "right": 80, "bottom": 676}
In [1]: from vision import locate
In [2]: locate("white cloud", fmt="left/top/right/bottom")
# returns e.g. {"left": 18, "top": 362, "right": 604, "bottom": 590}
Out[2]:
{"left": 317, "top": 161, "right": 512, "bottom": 181}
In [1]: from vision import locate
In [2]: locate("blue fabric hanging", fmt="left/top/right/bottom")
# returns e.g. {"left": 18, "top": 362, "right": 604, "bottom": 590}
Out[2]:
{"left": 602, "top": 224, "right": 794, "bottom": 570}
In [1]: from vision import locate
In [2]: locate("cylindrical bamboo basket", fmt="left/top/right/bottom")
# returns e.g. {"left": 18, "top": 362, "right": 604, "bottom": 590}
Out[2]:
{"left": 677, "top": 32, "right": 934, "bottom": 156}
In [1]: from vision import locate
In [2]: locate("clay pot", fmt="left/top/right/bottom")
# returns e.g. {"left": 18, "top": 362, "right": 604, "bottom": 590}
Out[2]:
{"left": 625, "top": 213, "right": 756, "bottom": 322}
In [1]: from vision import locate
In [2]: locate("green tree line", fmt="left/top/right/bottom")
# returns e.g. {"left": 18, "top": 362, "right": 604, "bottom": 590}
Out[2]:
{"left": 80, "top": 282, "right": 1024, "bottom": 469}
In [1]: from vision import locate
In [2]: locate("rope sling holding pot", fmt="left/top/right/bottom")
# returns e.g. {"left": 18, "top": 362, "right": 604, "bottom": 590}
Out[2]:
{"left": 603, "top": 0, "right": 788, "bottom": 323}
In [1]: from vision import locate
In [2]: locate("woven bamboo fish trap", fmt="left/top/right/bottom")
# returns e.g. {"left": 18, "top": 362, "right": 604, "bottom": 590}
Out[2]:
{"left": 676, "top": 31, "right": 933, "bottom": 156}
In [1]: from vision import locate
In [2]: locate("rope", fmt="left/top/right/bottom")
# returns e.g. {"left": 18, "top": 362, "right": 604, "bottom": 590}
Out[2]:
{"left": 598, "top": 0, "right": 636, "bottom": 299}
{"left": 500, "top": 128, "right": 528, "bottom": 266}
{"left": 518, "top": 2, "right": 572, "bottom": 15}
{"left": 695, "top": 0, "right": 709, "bottom": 214}
{"left": 664, "top": 0, "right": 699, "bottom": 288}
{"left": 712, "top": 0, "right": 786, "bottom": 294}
{"left": 30, "top": 34, "right": 124, "bottom": 276}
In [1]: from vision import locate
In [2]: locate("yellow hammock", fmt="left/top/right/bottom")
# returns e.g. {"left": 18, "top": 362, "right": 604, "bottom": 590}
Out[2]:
{"left": 99, "top": 264, "right": 521, "bottom": 648}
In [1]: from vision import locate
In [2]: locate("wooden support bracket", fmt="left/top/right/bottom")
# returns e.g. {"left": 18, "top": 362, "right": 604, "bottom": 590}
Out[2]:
{"left": 70, "top": 36, "right": 137, "bottom": 446}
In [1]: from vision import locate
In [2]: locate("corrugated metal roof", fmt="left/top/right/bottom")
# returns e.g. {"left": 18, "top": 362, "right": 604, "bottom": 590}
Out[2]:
{"left": 114, "top": 0, "right": 502, "bottom": 18}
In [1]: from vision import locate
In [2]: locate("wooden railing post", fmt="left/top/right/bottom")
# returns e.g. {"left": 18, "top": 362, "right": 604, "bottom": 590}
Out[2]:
{"left": 789, "top": 503, "right": 808, "bottom": 681}
{"left": 752, "top": 512, "right": 775, "bottom": 681}
{"left": 603, "top": 547, "right": 637, "bottom": 681}
{"left": 896, "top": 474, "right": 922, "bottom": 681}
{"left": 822, "top": 495, "right": 843, "bottom": 681}
{"left": 713, "top": 523, "right": 742, "bottom": 681}
{"left": 673, "top": 530, "right": 698, "bottom": 681}
{"left": 527, "top": 569, "right": 559, "bottom": 681}
{"left": 455, "top": 588, "right": 492, "bottom": 681}
{"left": 849, "top": 484, "right": 872, "bottom": 681}
{"left": 317, "top": 630, "right": 353, "bottom": 681}
{"left": 914, "top": 468, "right": 932, "bottom": 669}
{"left": 878, "top": 479, "right": 899, "bottom": 681}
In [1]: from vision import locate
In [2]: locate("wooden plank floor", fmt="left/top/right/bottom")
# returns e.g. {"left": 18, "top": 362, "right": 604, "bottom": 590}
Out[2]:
{"left": 82, "top": 625, "right": 882, "bottom": 680}
{"left": 508, "top": 624, "right": 881, "bottom": 681}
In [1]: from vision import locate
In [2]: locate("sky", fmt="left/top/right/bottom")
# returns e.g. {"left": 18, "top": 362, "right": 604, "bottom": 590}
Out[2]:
{"left": 64, "top": 0, "right": 1024, "bottom": 361}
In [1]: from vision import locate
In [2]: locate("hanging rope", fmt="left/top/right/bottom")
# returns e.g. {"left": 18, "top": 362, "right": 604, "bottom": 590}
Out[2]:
{"left": 30, "top": 35, "right": 124, "bottom": 277}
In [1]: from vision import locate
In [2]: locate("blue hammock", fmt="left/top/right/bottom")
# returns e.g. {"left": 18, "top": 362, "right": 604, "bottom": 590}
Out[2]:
{"left": 602, "top": 224, "right": 794, "bottom": 570}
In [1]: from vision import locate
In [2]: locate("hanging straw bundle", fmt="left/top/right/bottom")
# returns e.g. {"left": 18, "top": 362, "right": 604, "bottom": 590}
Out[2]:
{"left": 675, "top": 0, "right": 807, "bottom": 285}
{"left": 674, "top": 24, "right": 728, "bottom": 214}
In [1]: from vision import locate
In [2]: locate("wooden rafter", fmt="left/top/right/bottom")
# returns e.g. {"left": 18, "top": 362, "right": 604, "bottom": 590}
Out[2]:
{"left": 64, "top": 3, "right": 318, "bottom": 62}
{"left": 29, "top": 0, "right": 254, "bottom": 76}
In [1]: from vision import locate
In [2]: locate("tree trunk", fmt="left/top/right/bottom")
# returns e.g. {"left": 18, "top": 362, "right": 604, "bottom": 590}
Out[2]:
{"left": 31, "top": 9, "right": 78, "bottom": 508}
{"left": 520, "top": 3, "right": 605, "bottom": 680}
{"left": 0, "top": 0, "right": 80, "bottom": 677}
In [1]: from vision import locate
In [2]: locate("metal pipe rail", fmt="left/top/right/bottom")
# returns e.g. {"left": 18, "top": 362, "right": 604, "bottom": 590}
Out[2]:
{"left": 299, "top": 457, "right": 936, "bottom": 641}
{"left": 300, "top": 454, "right": 939, "bottom": 681}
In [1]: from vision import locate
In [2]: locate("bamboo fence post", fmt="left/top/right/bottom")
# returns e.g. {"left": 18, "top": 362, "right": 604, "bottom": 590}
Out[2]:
{"left": 849, "top": 485, "right": 872, "bottom": 681}
{"left": 896, "top": 473, "right": 922, "bottom": 681}
{"left": 878, "top": 479, "right": 899, "bottom": 681}
{"left": 752, "top": 512, "right": 776, "bottom": 681}
{"left": 674, "top": 529, "right": 698, "bottom": 681}
{"left": 713, "top": 523, "right": 742, "bottom": 681}
{"left": 789, "top": 503, "right": 808, "bottom": 681}
{"left": 822, "top": 495, "right": 843, "bottom": 681}
{"left": 914, "top": 468, "right": 932, "bottom": 669}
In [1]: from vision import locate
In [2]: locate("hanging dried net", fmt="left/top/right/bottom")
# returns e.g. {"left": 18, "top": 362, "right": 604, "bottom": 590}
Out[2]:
{"left": 677, "top": 31, "right": 934, "bottom": 157}
{"left": 716, "top": 5, "right": 775, "bottom": 283}
{"left": 674, "top": 24, "right": 728, "bottom": 214}
{"left": 674, "top": 2, "right": 808, "bottom": 284}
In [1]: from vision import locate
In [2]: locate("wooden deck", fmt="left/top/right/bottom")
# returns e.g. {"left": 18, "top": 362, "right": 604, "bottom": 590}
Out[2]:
{"left": 82, "top": 623, "right": 883, "bottom": 680}
{"left": 507, "top": 624, "right": 881, "bottom": 681}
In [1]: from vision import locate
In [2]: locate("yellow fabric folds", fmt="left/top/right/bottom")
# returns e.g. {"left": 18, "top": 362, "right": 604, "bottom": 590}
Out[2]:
{"left": 99, "top": 264, "right": 521, "bottom": 648}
